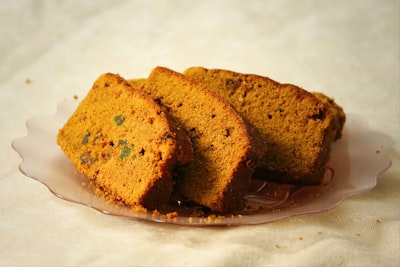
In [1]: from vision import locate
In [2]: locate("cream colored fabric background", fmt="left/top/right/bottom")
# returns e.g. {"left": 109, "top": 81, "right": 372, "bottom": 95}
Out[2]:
{"left": 1, "top": 0, "right": 399, "bottom": 266}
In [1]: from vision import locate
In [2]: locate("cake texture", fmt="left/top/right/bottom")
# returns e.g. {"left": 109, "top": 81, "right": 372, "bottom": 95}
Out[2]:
{"left": 57, "top": 73, "right": 192, "bottom": 210}
{"left": 141, "top": 66, "right": 266, "bottom": 212}
{"left": 184, "top": 67, "right": 345, "bottom": 185}
{"left": 312, "top": 92, "right": 346, "bottom": 140}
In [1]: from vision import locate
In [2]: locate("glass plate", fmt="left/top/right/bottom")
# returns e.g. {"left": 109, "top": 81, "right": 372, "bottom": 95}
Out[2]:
{"left": 12, "top": 98, "right": 392, "bottom": 226}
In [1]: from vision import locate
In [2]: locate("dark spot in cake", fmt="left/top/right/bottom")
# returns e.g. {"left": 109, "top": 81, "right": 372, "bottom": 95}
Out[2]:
{"left": 310, "top": 109, "right": 325, "bottom": 121}
{"left": 93, "top": 170, "right": 100, "bottom": 179}
{"left": 211, "top": 114, "right": 216, "bottom": 119}
{"left": 267, "top": 114, "right": 273, "bottom": 119}
{"left": 139, "top": 148, "right": 145, "bottom": 156}
{"left": 109, "top": 141, "right": 115, "bottom": 147}
{"left": 148, "top": 117, "right": 154, "bottom": 124}
{"left": 279, "top": 108, "right": 284, "bottom": 113}
{"left": 155, "top": 97, "right": 163, "bottom": 105}
{"left": 82, "top": 132, "right": 91, "bottom": 144}
{"left": 120, "top": 147, "right": 131, "bottom": 159}
{"left": 224, "top": 128, "right": 232, "bottom": 137}
{"left": 80, "top": 152, "right": 96, "bottom": 165}
{"left": 118, "top": 140, "right": 128, "bottom": 146}
{"left": 104, "top": 82, "right": 110, "bottom": 87}
{"left": 226, "top": 78, "right": 241, "bottom": 90}
{"left": 114, "top": 115, "right": 125, "bottom": 126}
{"left": 177, "top": 102, "right": 183, "bottom": 108}
{"left": 208, "top": 144, "right": 215, "bottom": 151}
{"left": 116, "top": 76, "right": 125, "bottom": 84}
{"left": 188, "top": 127, "right": 203, "bottom": 140}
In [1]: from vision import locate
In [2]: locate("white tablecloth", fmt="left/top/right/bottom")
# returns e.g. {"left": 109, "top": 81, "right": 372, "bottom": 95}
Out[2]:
{"left": 1, "top": 1, "right": 399, "bottom": 266}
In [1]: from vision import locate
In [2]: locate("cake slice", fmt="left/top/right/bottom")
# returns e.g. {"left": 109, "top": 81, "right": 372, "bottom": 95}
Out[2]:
{"left": 140, "top": 66, "right": 266, "bottom": 212}
{"left": 184, "top": 67, "right": 345, "bottom": 185}
{"left": 57, "top": 73, "right": 192, "bottom": 210}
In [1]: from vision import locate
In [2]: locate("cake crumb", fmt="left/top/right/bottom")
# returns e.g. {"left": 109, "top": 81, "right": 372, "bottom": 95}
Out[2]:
{"left": 356, "top": 233, "right": 361, "bottom": 237}
{"left": 73, "top": 95, "right": 79, "bottom": 100}
{"left": 317, "top": 231, "right": 323, "bottom": 235}
{"left": 152, "top": 210, "right": 160, "bottom": 216}
{"left": 299, "top": 236, "right": 303, "bottom": 240}
{"left": 25, "top": 78, "right": 31, "bottom": 84}
{"left": 376, "top": 219, "right": 382, "bottom": 223}
{"left": 131, "top": 205, "right": 147, "bottom": 213}
{"left": 166, "top": 211, "right": 178, "bottom": 219}
{"left": 275, "top": 244, "right": 280, "bottom": 248}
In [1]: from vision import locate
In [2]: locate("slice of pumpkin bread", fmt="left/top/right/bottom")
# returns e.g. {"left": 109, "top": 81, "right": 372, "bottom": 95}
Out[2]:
{"left": 141, "top": 66, "right": 266, "bottom": 212}
{"left": 57, "top": 73, "right": 192, "bottom": 210}
{"left": 184, "top": 67, "right": 345, "bottom": 185}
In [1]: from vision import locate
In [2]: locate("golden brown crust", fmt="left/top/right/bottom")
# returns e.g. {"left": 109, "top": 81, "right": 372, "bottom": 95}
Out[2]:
{"left": 57, "top": 73, "right": 192, "bottom": 210}
{"left": 142, "top": 66, "right": 266, "bottom": 212}
{"left": 184, "top": 67, "right": 345, "bottom": 184}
